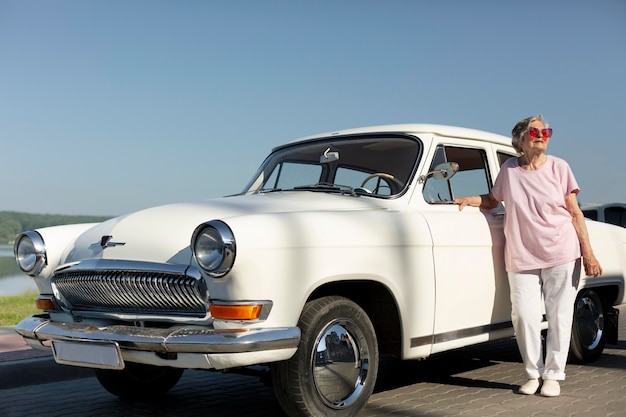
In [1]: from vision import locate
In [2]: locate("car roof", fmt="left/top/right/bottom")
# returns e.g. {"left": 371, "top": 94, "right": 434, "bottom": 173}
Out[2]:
{"left": 274, "top": 123, "right": 512, "bottom": 151}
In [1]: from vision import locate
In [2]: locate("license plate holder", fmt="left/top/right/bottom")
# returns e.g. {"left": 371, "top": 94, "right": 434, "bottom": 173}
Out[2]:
{"left": 52, "top": 340, "right": 124, "bottom": 370}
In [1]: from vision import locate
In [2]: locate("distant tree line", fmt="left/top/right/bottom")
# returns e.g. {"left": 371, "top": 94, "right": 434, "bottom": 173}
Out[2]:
{"left": 0, "top": 211, "right": 111, "bottom": 245}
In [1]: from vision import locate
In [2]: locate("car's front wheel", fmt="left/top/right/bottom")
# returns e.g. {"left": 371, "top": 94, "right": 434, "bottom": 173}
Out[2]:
{"left": 95, "top": 362, "right": 184, "bottom": 399}
{"left": 570, "top": 288, "right": 607, "bottom": 363}
{"left": 272, "top": 296, "right": 379, "bottom": 417}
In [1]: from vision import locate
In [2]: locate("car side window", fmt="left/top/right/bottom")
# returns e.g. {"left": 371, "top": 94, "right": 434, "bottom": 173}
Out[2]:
{"left": 497, "top": 152, "right": 516, "bottom": 167}
{"left": 605, "top": 206, "right": 626, "bottom": 227}
{"left": 583, "top": 209, "right": 599, "bottom": 221}
{"left": 423, "top": 145, "right": 491, "bottom": 203}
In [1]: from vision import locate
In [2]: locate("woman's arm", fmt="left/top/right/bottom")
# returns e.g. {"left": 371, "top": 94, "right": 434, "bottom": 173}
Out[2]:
{"left": 566, "top": 192, "right": 602, "bottom": 276}
{"left": 455, "top": 192, "right": 499, "bottom": 211}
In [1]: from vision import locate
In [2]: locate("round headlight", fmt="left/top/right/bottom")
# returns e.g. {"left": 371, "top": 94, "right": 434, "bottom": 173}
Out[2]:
{"left": 192, "top": 220, "right": 236, "bottom": 278}
{"left": 14, "top": 231, "right": 47, "bottom": 276}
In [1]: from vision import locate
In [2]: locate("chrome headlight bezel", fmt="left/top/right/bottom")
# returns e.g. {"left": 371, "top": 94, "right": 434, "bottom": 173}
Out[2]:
{"left": 14, "top": 231, "right": 47, "bottom": 277}
{"left": 191, "top": 220, "right": 236, "bottom": 278}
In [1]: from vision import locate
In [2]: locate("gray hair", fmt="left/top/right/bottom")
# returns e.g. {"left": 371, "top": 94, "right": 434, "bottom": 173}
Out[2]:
{"left": 511, "top": 114, "right": 549, "bottom": 154}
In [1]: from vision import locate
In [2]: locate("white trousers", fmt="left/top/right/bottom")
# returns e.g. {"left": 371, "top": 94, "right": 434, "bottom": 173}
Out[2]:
{"left": 508, "top": 259, "right": 580, "bottom": 381}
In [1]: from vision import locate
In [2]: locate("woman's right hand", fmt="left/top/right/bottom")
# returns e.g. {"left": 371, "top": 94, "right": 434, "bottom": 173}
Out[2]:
{"left": 454, "top": 197, "right": 475, "bottom": 211}
{"left": 455, "top": 193, "right": 499, "bottom": 211}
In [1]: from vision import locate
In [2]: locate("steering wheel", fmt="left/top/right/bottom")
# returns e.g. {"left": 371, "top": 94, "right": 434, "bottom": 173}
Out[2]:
{"left": 359, "top": 173, "right": 403, "bottom": 194}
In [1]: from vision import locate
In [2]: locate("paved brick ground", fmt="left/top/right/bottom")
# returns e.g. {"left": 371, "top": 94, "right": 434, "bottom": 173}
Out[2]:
{"left": 1, "top": 305, "right": 625, "bottom": 417}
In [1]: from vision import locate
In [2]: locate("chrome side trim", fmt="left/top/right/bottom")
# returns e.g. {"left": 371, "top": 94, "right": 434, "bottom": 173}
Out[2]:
{"left": 410, "top": 321, "right": 514, "bottom": 348}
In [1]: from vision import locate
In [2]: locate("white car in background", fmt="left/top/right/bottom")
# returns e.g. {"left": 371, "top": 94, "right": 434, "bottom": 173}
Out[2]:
{"left": 581, "top": 202, "right": 626, "bottom": 228}
{"left": 13, "top": 124, "right": 626, "bottom": 417}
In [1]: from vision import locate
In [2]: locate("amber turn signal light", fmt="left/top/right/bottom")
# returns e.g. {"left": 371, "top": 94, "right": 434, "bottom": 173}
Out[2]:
{"left": 209, "top": 304, "right": 262, "bottom": 320}
{"left": 35, "top": 297, "right": 56, "bottom": 311}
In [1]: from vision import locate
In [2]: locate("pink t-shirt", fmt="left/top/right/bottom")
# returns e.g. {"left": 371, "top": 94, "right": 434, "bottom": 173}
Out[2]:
{"left": 491, "top": 155, "right": 581, "bottom": 272}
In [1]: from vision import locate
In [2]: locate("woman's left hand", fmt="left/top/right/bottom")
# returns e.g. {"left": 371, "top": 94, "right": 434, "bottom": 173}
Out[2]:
{"left": 583, "top": 254, "right": 603, "bottom": 277}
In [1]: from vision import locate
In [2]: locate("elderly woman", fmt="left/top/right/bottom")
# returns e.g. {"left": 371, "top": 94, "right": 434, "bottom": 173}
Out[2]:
{"left": 455, "top": 115, "right": 602, "bottom": 397}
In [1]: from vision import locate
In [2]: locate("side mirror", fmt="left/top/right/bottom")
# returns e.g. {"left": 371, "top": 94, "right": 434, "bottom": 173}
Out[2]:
{"left": 418, "top": 162, "right": 459, "bottom": 183}
{"left": 431, "top": 162, "right": 459, "bottom": 180}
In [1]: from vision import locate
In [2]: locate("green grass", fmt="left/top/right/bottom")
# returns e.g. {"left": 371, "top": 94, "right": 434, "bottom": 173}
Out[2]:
{"left": 1, "top": 256, "right": 40, "bottom": 326}
{"left": 0, "top": 291, "right": 40, "bottom": 326}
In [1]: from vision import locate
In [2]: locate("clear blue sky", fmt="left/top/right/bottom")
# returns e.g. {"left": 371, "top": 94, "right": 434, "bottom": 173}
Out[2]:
{"left": 1, "top": 1, "right": 624, "bottom": 216}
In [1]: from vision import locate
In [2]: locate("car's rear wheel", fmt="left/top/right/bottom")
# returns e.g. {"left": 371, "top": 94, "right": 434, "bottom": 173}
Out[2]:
{"left": 272, "top": 296, "right": 379, "bottom": 417}
{"left": 95, "top": 362, "right": 184, "bottom": 399}
{"left": 570, "top": 288, "right": 607, "bottom": 363}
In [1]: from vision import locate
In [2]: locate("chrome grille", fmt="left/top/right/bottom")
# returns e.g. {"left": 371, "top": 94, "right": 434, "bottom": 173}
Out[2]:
{"left": 52, "top": 267, "right": 208, "bottom": 317}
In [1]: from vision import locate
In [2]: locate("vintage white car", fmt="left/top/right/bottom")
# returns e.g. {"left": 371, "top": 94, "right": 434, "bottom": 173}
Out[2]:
{"left": 14, "top": 124, "right": 626, "bottom": 417}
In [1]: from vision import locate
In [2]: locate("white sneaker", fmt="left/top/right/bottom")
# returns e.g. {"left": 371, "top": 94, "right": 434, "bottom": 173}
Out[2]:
{"left": 541, "top": 379, "right": 560, "bottom": 397}
{"left": 518, "top": 378, "right": 540, "bottom": 395}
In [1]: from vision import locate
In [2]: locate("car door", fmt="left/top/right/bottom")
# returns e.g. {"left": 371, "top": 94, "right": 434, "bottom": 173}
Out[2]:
{"left": 419, "top": 140, "right": 510, "bottom": 353}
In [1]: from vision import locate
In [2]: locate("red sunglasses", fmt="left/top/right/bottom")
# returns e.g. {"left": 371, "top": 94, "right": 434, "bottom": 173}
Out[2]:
{"left": 528, "top": 127, "right": 553, "bottom": 139}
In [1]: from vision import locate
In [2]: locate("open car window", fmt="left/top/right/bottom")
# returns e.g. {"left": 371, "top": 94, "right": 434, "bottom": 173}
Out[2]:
{"left": 423, "top": 145, "right": 492, "bottom": 203}
{"left": 497, "top": 151, "right": 516, "bottom": 167}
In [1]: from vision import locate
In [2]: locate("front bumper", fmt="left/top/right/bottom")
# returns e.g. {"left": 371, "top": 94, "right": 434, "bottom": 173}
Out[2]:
{"left": 16, "top": 315, "right": 300, "bottom": 370}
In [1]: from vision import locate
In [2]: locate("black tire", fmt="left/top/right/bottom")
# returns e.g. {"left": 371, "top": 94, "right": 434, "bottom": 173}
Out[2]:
{"left": 570, "top": 289, "right": 607, "bottom": 363}
{"left": 95, "top": 362, "right": 184, "bottom": 399}
{"left": 271, "top": 296, "right": 379, "bottom": 417}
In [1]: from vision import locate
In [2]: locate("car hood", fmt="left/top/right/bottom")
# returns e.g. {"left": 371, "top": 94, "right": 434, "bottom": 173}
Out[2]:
{"left": 63, "top": 192, "right": 391, "bottom": 266}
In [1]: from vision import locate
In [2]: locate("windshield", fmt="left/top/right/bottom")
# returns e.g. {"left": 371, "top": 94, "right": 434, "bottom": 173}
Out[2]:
{"left": 241, "top": 135, "right": 421, "bottom": 197}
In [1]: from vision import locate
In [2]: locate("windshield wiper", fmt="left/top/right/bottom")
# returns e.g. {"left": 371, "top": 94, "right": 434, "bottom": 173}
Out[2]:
{"left": 292, "top": 183, "right": 356, "bottom": 196}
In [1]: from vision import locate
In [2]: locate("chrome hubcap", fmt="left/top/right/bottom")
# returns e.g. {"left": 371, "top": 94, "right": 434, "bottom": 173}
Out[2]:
{"left": 312, "top": 320, "right": 369, "bottom": 409}
{"left": 575, "top": 291, "right": 604, "bottom": 350}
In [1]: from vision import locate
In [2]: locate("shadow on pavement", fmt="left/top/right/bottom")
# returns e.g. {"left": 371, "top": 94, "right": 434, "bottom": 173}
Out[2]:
{"left": 374, "top": 338, "right": 521, "bottom": 393}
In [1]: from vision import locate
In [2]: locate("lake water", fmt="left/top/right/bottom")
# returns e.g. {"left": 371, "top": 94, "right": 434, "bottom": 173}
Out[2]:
{"left": 0, "top": 244, "right": 14, "bottom": 257}
{"left": 0, "top": 244, "right": 38, "bottom": 296}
